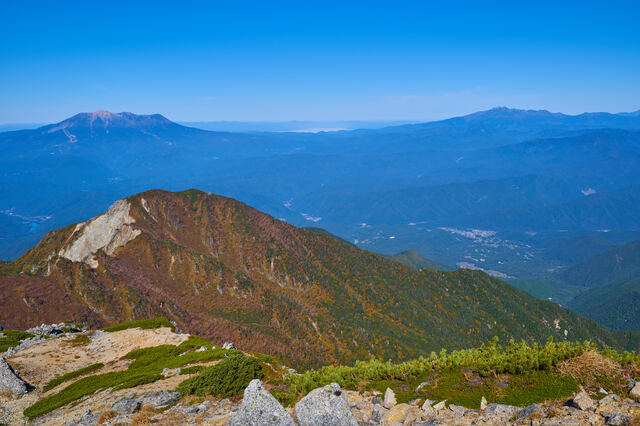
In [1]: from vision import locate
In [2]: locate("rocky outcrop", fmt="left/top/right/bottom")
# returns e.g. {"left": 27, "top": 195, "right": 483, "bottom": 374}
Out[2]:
{"left": 227, "top": 379, "right": 295, "bottom": 426}
{"left": 481, "top": 403, "right": 520, "bottom": 419}
{"left": 139, "top": 391, "right": 181, "bottom": 409}
{"left": 58, "top": 199, "right": 140, "bottom": 268}
{"left": 0, "top": 357, "right": 28, "bottom": 396}
{"left": 294, "top": 382, "right": 357, "bottom": 426}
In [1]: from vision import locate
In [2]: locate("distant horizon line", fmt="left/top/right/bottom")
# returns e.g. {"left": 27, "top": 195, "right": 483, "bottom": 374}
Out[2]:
{"left": 1, "top": 105, "right": 639, "bottom": 129}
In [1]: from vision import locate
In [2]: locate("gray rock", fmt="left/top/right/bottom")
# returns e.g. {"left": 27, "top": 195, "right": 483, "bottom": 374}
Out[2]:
{"left": 571, "top": 390, "right": 595, "bottom": 411}
{"left": 295, "top": 382, "right": 357, "bottom": 426}
{"left": 197, "top": 401, "right": 213, "bottom": 413}
{"left": 183, "top": 405, "right": 200, "bottom": 414}
{"left": 480, "top": 396, "right": 488, "bottom": 410}
{"left": 161, "top": 367, "right": 181, "bottom": 377}
{"left": 606, "top": 413, "right": 631, "bottom": 425}
{"left": 383, "top": 387, "right": 396, "bottom": 409}
{"left": 449, "top": 404, "right": 466, "bottom": 415}
{"left": 227, "top": 379, "right": 295, "bottom": 426}
{"left": 517, "top": 403, "right": 544, "bottom": 419}
{"left": 0, "top": 357, "right": 28, "bottom": 395}
{"left": 141, "top": 391, "right": 181, "bottom": 408}
{"left": 415, "top": 382, "right": 429, "bottom": 392}
{"left": 3, "top": 335, "right": 45, "bottom": 357}
{"left": 630, "top": 382, "right": 640, "bottom": 399}
{"left": 371, "top": 395, "right": 382, "bottom": 405}
{"left": 421, "top": 401, "right": 436, "bottom": 417}
{"left": 482, "top": 403, "right": 520, "bottom": 418}
{"left": 599, "top": 387, "right": 608, "bottom": 395}
{"left": 601, "top": 394, "right": 621, "bottom": 403}
{"left": 414, "top": 420, "right": 441, "bottom": 426}
{"left": 112, "top": 398, "right": 141, "bottom": 414}
{"left": 420, "top": 399, "right": 434, "bottom": 411}
{"left": 432, "top": 400, "right": 447, "bottom": 411}
{"left": 196, "top": 346, "right": 207, "bottom": 352}
{"left": 65, "top": 409, "right": 100, "bottom": 426}
{"left": 222, "top": 342, "right": 237, "bottom": 350}
{"left": 371, "top": 404, "right": 388, "bottom": 423}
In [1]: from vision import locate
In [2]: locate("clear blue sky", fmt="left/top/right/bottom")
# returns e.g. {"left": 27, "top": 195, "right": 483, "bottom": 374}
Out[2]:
{"left": 1, "top": 0, "right": 639, "bottom": 123}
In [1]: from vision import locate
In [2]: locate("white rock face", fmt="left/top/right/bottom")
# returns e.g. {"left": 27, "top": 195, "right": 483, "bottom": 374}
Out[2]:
{"left": 58, "top": 199, "right": 141, "bottom": 268}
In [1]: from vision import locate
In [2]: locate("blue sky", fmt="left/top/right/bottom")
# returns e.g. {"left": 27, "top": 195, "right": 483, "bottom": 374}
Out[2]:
{"left": 1, "top": 0, "right": 639, "bottom": 123}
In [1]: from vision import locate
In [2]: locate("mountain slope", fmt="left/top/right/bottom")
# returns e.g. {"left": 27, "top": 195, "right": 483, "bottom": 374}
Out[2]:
{"left": 569, "top": 278, "right": 640, "bottom": 331}
{"left": 557, "top": 239, "right": 640, "bottom": 288}
{"left": 386, "top": 250, "right": 453, "bottom": 271}
{"left": 0, "top": 190, "right": 632, "bottom": 368}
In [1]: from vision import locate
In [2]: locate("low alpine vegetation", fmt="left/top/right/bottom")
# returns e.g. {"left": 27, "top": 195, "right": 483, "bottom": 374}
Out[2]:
{"left": 279, "top": 338, "right": 640, "bottom": 406}
{"left": 0, "top": 329, "right": 35, "bottom": 352}
{"left": 24, "top": 335, "right": 230, "bottom": 419}
{"left": 43, "top": 363, "right": 104, "bottom": 392}
{"left": 102, "top": 317, "right": 175, "bottom": 332}
{"left": 177, "top": 353, "right": 264, "bottom": 397}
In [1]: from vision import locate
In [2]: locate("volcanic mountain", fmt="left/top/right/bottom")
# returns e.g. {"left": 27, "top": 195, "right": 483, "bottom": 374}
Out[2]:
{"left": 0, "top": 190, "right": 633, "bottom": 367}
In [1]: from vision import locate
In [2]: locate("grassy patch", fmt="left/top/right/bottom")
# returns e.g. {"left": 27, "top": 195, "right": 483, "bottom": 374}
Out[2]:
{"left": 180, "top": 365, "right": 206, "bottom": 375}
{"left": 368, "top": 369, "right": 578, "bottom": 408}
{"left": 66, "top": 334, "right": 91, "bottom": 347}
{"left": 0, "top": 329, "right": 35, "bottom": 352}
{"left": 177, "top": 353, "right": 264, "bottom": 397}
{"left": 102, "top": 317, "right": 175, "bottom": 332}
{"left": 24, "top": 335, "right": 229, "bottom": 419}
{"left": 43, "top": 363, "right": 104, "bottom": 392}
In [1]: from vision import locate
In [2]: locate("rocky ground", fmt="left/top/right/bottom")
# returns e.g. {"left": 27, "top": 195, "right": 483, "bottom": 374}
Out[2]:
{"left": 2, "top": 325, "right": 640, "bottom": 425}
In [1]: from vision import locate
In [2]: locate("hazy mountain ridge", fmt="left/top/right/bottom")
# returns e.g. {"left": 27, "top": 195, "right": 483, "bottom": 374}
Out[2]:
{"left": 2, "top": 108, "right": 640, "bottom": 316}
{"left": 569, "top": 278, "right": 640, "bottom": 331}
{"left": 558, "top": 239, "right": 640, "bottom": 289}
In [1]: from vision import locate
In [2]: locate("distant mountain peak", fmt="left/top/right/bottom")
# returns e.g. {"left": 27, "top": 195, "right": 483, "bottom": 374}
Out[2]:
{"left": 46, "top": 110, "right": 173, "bottom": 133}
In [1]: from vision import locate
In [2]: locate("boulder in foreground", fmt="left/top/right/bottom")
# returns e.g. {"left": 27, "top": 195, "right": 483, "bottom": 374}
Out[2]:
{"left": 294, "top": 382, "right": 357, "bottom": 426}
{"left": 227, "top": 379, "right": 295, "bottom": 426}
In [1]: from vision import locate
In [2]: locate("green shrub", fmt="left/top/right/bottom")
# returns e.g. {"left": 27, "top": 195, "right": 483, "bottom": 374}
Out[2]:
{"left": 180, "top": 365, "right": 206, "bottom": 375}
{"left": 177, "top": 354, "right": 264, "bottom": 397}
{"left": 102, "top": 317, "right": 175, "bottom": 332}
{"left": 43, "top": 363, "right": 104, "bottom": 392}
{"left": 24, "top": 335, "right": 229, "bottom": 419}
{"left": 281, "top": 338, "right": 593, "bottom": 403}
{"left": 0, "top": 329, "right": 35, "bottom": 352}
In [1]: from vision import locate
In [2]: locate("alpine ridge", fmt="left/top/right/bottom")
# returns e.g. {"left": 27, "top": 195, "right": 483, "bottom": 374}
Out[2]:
{"left": 0, "top": 189, "right": 634, "bottom": 368}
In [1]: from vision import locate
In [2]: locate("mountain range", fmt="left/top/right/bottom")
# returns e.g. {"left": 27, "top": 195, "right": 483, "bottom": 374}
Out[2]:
{"left": 2, "top": 107, "right": 640, "bottom": 334}
{"left": 1, "top": 189, "right": 635, "bottom": 369}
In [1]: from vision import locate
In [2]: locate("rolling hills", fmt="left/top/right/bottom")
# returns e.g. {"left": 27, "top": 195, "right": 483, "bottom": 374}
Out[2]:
{"left": 558, "top": 239, "right": 640, "bottom": 289}
{"left": 0, "top": 189, "right": 634, "bottom": 369}
{"left": 569, "top": 278, "right": 640, "bottom": 331}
